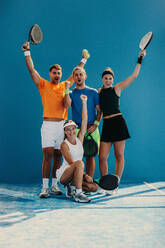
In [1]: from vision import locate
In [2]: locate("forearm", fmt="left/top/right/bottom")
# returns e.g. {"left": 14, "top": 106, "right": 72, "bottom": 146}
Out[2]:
{"left": 127, "top": 50, "right": 146, "bottom": 82}
{"left": 95, "top": 109, "right": 102, "bottom": 123}
{"left": 81, "top": 101, "right": 88, "bottom": 133}
{"left": 25, "top": 54, "right": 35, "bottom": 73}
{"left": 78, "top": 60, "right": 86, "bottom": 69}
{"left": 63, "top": 94, "right": 71, "bottom": 109}
{"left": 63, "top": 82, "right": 71, "bottom": 109}
{"left": 94, "top": 106, "right": 102, "bottom": 126}
{"left": 117, "top": 62, "right": 142, "bottom": 91}
{"left": 67, "top": 60, "right": 86, "bottom": 88}
{"left": 125, "top": 63, "right": 141, "bottom": 86}
{"left": 132, "top": 63, "right": 141, "bottom": 79}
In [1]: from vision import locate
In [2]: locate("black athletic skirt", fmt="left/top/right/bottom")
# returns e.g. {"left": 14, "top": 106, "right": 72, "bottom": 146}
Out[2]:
{"left": 101, "top": 115, "right": 130, "bottom": 142}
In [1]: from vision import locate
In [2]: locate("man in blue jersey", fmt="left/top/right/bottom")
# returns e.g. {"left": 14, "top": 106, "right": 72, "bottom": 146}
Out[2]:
{"left": 67, "top": 66, "right": 102, "bottom": 177}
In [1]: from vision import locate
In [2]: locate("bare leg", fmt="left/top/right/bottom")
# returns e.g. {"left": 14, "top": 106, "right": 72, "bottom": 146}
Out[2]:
{"left": 52, "top": 149, "right": 62, "bottom": 178}
{"left": 86, "top": 157, "right": 95, "bottom": 177}
{"left": 99, "top": 142, "right": 112, "bottom": 176}
{"left": 60, "top": 160, "right": 84, "bottom": 189}
{"left": 42, "top": 147, "right": 54, "bottom": 178}
{"left": 113, "top": 140, "right": 126, "bottom": 179}
{"left": 73, "top": 161, "right": 84, "bottom": 189}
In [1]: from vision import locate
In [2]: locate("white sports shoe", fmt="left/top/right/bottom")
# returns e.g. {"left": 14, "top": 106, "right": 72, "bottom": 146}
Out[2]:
{"left": 97, "top": 186, "right": 106, "bottom": 194}
{"left": 105, "top": 187, "right": 119, "bottom": 195}
{"left": 74, "top": 192, "right": 91, "bottom": 203}
{"left": 65, "top": 183, "right": 76, "bottom": 198}
{"left": 51, "top": 185, "right": 62, "bottom": 195}
{"left": 40, "top": 187, "right": 50, "bottom": 198}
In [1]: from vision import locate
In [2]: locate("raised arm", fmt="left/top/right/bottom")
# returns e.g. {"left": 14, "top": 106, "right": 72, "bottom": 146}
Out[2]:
{"left": 115, "top": 50, "right": 146, "bottom": 96}
{"left": 22, "top": 41, "right": 41, "bottom": 87}
{"left": 67, "top": 49, "right": 90, "bottom": 88}
{"left": 63, "top": 81, "right": 71, "bottom": 109}
{"left": 78, "top": 95, "right": 88, "bottom": 143}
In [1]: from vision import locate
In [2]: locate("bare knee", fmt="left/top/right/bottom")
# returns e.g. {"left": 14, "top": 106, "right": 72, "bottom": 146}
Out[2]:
{"left": 53, "top": 149, "right": 62, "bottom": 165}
{"left": 99, "top": 153, "right": 108, "bottom": 162}
{"left": 115, "top": 152, "right": 124, "bottom": 162}
{"left": 43, "top": 148, "right": 54, "bottom": 163}
{"left": 74, "top": 160, "right": 84, "bottom": 170}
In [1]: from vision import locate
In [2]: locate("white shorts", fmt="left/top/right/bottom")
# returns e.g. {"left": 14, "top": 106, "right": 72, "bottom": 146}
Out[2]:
{"left": 56, "top": 165, "right": 69, "bottom": 183}
{"left": 41, "top": 120, "right": 65, "bottom": 149}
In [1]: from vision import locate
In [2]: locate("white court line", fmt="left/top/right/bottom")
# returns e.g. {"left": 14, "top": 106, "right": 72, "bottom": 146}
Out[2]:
{"left": 144, "top": 182, "right": 165, "bottom": 195}
{"left": 0, "top": 188, "right": 35, "bottom": 198}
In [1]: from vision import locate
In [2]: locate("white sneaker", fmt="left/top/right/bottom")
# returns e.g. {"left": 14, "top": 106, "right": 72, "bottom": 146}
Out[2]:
{"left": 40, "top": 187, "right": 50, "bottom": 198}
{"left": 65, "top": 183, "right": 76, "bottom": 198}
{"left": 74, "top": 192, "right": 91, "bottom": 203}
{"left": 105, "top": 187, "right": 119, "bottom": 195}
{"left": 97, "top": 186, "right": 106, "bottom": 194}
{"left": 51, "top": 185, "right": 62, "bottom": 195}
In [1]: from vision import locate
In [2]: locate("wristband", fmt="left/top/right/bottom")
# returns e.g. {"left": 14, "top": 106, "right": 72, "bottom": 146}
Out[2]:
{"left": 94, "top": 120, "right": 100, "bottom": 126}
{"left": 24, "top": 50, "right": 31, "bottom": 56}
{"left": 65, "top": 89, "right": 69, "bottom": 95}
{"left": 137, "top": 55, "right": 143, "bottom": 64}
{"left": 81, "top": 58, "right": 87, "bottom": 64}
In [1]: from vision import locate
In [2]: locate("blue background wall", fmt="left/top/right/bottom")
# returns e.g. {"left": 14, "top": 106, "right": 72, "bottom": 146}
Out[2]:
{"left": 0, "top": 0, "right": 165, "bottom": 183}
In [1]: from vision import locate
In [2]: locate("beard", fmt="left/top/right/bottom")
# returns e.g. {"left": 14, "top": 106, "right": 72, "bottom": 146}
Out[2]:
{"left": 52, "top": 77, "right": 60, "bottom": 84}
{"left": 76, "top": 79, "right": 84, "bottom": 86}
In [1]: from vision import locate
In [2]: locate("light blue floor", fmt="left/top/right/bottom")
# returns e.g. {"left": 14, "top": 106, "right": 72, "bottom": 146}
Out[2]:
{"left": 0, "top": 182, "right": 165, "bottom": 248}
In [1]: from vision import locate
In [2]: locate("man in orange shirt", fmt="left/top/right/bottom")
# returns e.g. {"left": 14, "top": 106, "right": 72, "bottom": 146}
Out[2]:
{"left": 22, "top": 41, "right": 88, "bottom": 198}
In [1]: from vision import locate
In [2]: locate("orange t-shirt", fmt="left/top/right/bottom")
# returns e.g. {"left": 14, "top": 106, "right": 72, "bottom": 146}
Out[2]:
{"left": 38, "top": 78, "right": 67, "bottom": 119}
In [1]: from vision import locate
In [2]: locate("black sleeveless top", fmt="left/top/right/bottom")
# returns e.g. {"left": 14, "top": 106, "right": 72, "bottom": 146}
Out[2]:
{"left": 99, "top": 87, "right": 121, "bottom": 117}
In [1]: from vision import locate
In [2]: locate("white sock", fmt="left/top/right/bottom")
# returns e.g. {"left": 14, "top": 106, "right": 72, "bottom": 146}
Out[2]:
{"left": 52, "top": 178, "right": 57, "bottom": 187}
{"left": 43, "top": 178, "right": 49, "bottom": 188}
{"left": 76, "top": 189, "right": 82, "bottom": 194}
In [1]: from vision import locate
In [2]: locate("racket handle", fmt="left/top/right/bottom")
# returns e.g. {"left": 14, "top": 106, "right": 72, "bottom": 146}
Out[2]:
{"left": 137, "top": 55, "right": 143, "bottom": 64}
{"left": 23, "top": 46, "right": 30, "bottom": 51}
{"left": 22, "top": 41, "right": 30, "bottom": 51}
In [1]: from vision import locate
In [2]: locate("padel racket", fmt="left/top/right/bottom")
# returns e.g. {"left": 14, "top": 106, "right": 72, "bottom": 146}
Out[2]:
{"left": 139, "top": 31, "right": 153, "bottom": 50}
{"left": 28, "top": 24, "right": 43, "bottom": 44}
{"left": 83, "top": 134, "right": 98, "bottom": 157}
{"left": 94, "top": 174, "right": 119, "bottom": 190}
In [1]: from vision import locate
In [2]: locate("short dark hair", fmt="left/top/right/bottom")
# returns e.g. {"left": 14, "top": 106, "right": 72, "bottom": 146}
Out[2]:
{"left": 49, "top": 64, "right": 62, "bottom": 72}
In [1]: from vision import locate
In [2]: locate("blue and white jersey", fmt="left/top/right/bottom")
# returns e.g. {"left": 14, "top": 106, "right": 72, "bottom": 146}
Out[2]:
{"left": 70, "top": 86, "right": 99, "bottom": 128}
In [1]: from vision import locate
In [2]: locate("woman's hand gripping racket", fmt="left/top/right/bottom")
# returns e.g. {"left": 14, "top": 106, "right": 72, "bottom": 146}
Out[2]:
{"left": 22, "top": 24, "right": 43, "bottom": 51}
{"left": 94, "top": 174, "right": 119, "bottom": 190}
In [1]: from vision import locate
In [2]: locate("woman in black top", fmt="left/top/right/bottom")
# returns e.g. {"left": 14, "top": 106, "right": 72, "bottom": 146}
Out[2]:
{"left": 99, "top": 50, "right": 146, "bottom": 183}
